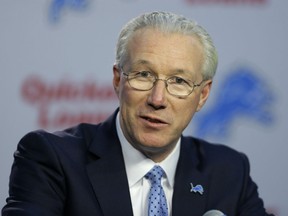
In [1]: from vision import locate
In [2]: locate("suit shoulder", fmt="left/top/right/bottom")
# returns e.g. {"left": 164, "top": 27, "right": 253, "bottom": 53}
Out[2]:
{"left": 18, "top": 123, "right": 99, "bottom": 157}
{"left": 182, "top": 136, "right": 248, "bottom": 168}
{"left": 21, "top": 123, "right": 95, "bottom": 142}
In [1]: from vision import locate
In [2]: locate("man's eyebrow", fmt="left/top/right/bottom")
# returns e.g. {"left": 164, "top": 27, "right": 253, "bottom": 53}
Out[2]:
{"left": 130, "top": 60, "right": 195, "bottom": 76}
{"left": 171, "top": 69, "right": 196, "bottom": 77}
{"left": 173, "top": 69, "right": 187, "bottom": 74}
{"left": 131, "top": 59, "right": 151, "bottom": 66}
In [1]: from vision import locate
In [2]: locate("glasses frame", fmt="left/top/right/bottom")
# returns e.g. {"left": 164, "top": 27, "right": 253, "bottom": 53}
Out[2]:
{"left": 120, "top": 68, "right": 205, "bottom": 97}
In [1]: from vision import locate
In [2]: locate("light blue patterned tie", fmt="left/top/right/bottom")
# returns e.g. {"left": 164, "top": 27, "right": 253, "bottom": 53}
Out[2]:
{"left": 145, "top": 165, "right": 168, "bottom": 216}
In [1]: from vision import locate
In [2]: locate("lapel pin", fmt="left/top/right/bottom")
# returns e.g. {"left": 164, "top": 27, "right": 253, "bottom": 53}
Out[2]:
{"left": 190, "top": 183, "right": 204, "bottom": 195}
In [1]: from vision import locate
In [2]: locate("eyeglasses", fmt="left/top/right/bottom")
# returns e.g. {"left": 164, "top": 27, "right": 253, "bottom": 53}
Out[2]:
{"left": 121, "top": 69, "right": 204, "bottom": 97}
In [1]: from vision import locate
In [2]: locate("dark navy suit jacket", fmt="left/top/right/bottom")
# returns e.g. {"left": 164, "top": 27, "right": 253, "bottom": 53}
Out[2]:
{"left": 2, "top": 110, "right": 272, "bottom": 216}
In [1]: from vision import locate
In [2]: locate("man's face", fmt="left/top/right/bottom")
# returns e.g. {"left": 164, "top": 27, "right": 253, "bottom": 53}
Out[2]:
{"left": 113, "top": 28, "right": 212, "bottom": 161}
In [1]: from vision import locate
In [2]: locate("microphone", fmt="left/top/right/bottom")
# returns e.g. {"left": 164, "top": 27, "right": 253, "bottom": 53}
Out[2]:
{"left": 203, "top": 210, "right": 226, "bottom": 216}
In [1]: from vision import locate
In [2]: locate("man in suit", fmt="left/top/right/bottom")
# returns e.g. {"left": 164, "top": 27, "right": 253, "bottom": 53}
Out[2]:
{"left": 2, "top": 11, "right": 273, "bottom": 216}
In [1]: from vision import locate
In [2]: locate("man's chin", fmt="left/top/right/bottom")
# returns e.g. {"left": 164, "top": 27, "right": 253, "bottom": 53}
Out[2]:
{"left": 135, "top": 141, "right": 177, "bottom": 161}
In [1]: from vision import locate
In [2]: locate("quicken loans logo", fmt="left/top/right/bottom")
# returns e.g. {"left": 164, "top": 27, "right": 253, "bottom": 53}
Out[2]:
{"left": 49, "top": 0, "right": 89, "bottom": 22}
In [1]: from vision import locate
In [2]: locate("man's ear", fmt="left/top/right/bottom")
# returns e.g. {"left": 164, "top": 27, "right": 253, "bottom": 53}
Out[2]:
{"left": 196, "top": 80, "right": 212, "bottom": 112}
{"left": 113, "top": 64, "right": 121, "bottom": 96}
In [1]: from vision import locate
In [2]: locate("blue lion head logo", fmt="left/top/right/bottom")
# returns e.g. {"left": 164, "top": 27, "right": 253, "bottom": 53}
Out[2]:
{"left": 49, "top": 0, "right": 89, "bottom": 22}
{"left": 193, "top": 66, "right": 275, "bottom": 139}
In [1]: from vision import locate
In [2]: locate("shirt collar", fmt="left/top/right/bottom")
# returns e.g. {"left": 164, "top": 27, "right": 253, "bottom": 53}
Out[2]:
{"left": 116, "top": 112, "right": 180, "bottom": 189}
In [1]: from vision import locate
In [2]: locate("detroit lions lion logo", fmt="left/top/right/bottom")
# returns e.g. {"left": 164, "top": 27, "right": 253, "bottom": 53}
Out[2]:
{"left": 194, "top": 65, "right": 275, "bottom": 139}
{"left": 190, "top": 183, "right": 204, "bottom": 195}
{"left": 49, "top": 0, "right": 89, "bottom": 22}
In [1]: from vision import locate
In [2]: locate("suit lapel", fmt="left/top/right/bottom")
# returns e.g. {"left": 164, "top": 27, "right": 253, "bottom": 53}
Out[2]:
{"left": 86, "top": 111, "right": 133, "bottom": 215}
{"left": 172, "top": 137, "right": 209, "bottom": 216}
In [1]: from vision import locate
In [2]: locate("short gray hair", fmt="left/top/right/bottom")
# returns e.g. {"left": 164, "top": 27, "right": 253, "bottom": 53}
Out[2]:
{"left": 115, "top": 11, "right": 218, "bottom": 80}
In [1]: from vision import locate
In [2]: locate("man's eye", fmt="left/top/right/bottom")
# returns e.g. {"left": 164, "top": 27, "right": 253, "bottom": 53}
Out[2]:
{"left": 134, "top": 71, "right": 152, "bottom": 78}
{"left": 170, "top": 77, "right": 188, "bottom": 85}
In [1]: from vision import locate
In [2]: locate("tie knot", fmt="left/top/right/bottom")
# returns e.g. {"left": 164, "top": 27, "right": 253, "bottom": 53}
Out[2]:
{"left": 145, "top": 165, "right": 165, "bottom": 185}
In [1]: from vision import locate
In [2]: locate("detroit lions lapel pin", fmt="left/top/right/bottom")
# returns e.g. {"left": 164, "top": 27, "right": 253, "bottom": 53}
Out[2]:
{"left": 190, "top": 182, "right": 204, "bottom": 195}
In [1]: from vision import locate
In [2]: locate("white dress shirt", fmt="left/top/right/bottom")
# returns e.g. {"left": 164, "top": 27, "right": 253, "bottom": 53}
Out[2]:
{"left": 116, "top": 112, "right": 180, "bottom": 216}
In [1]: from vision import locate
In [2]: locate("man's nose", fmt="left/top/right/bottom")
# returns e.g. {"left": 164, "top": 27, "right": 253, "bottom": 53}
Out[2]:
{"left": 147, "top": 79, "right": 167, "bottom": 109}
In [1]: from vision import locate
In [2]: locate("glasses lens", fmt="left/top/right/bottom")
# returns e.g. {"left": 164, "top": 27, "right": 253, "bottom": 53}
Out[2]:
{"left": 166, "top": 77, "right": 193, "bottom": 96}
{"left": 128, "top": 77, "right": 154, "bottom": 90}
{"left": 167, "top": 85, "right": 193, "bottom": 96}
